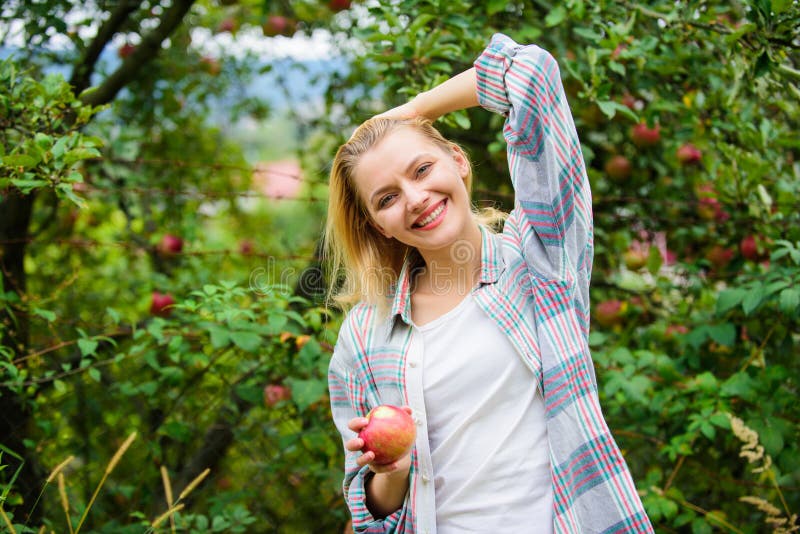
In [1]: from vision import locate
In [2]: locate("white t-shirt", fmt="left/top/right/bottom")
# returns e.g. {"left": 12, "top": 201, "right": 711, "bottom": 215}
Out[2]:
{"left": 416, "top": 294, "right": 554, "bottom": 533}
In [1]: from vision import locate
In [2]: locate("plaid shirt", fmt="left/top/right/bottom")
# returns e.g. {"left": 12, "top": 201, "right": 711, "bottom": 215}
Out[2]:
{"left": 328, "top": 33, "right": 654, "bottom": 534}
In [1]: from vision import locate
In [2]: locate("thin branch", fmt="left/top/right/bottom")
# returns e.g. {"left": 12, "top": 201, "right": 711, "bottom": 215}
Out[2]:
{"left": 69, "top": 0, "right": 144, "bottom": 94}
{"left": 80, "top": 0, "right": 197, "bottom": 108}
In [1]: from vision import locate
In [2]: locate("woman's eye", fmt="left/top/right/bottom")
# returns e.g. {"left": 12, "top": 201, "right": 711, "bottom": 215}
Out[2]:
{"left": 378, "top": 194, "right": 395, "bottom": 209}
{"left": 416, "top": 163, "right": 431, "bottom": 177}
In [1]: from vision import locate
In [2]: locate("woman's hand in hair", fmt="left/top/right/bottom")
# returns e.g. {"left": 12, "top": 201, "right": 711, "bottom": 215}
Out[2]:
{"left": 374, "top": 99, "right": 423, "bottom": 122}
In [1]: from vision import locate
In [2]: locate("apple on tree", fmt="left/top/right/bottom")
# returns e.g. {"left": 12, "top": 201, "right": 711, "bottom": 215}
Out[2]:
{"left": 676, "top": 143, "right": 702, "bottom": 165}
{"left": 150, "top": 292, "right": 175, "bottom": 317}
{"left": 263, "top": 383, "right": 292, "bottom": 407}
{"left": 118, "top": 43, "right": 136, "bottom": 59}
{"left": 604, "top": 155, "right": 632, "bottom": 182}
{"left": 630, "top": 122, "right": 661, "bottom": 147}
{"left": 358, "top": 405, "right": 416, "bottom": 465}
{"left": 594, "top": 299, "right": 627, "bottom": 328}
{"left": 158, "top": 234, "right": 183, "bottom": 255}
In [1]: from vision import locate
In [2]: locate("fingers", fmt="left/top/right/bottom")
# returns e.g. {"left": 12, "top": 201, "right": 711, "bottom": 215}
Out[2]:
{"left": 347, "top": 416, "right": 369, "bottom": 432}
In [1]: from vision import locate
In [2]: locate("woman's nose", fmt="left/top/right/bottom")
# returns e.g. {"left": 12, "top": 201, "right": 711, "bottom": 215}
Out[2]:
{"left": 405, "top": 184, "right": 428, "bottom": 212}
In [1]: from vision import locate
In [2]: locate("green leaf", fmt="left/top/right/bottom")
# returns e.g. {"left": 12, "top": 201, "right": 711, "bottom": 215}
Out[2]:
{"left": 779, "top": 287, "right": 800, "bottom": 314}
{"left": 742, "top": 285, "right": 766, "bottom": 315}
{"left": 31, "top": 308, "right": 56, "bottom": 322}
{"left": 2, "top": 154, "right": 37, "bottom": 168}
{"left": 545, "top": 6, "right": 567, "bottom": 27}
{"left": 707, "top": 323, "right": 736, "bottom": 346}
{"left": 285, "top": 378, "right": 327, "bottom": 411}
{"left": 88, "top": 367, "right": 101, "bottom": 383}
{"left": 486, "top": 0, "right": 507, "bottom": 15}
{"left": 720, "top": 372, "right": 757, "bottom": 401}
{"left": 230, "top": 331, "right": 261, "bottom": 353}
{"left": 597, "top": 100, "right": 638, "bottom": 121}
{"left": 77, "top": 338, "right": 99, "bottom": 357}
{"left": 207, "top": 325, "right": 231, "bottom": 349}
{"left": 716, "top": 288, "right": 746, "bottom": 314}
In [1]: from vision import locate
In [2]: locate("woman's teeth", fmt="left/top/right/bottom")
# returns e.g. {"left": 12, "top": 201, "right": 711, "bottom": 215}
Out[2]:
{"left": 415, "top": 202, "right": 445, "bottom": 228}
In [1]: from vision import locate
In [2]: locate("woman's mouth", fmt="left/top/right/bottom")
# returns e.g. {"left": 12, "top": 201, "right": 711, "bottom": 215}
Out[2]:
{"left": 412, "top": 199, "right": 447, "bottom": 230}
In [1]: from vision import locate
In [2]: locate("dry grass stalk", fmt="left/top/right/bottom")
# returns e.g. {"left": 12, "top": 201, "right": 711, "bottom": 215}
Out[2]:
{"left": 0, "top": 506, "right": 17, "bottom": 534}
{"left": 728, "top": 414, "right": 798, "bottom": 533}
{"left": 46, "top": 455, "right": 75, "bottom": 484}
{"left": 178, "top": 468, "right": 210, "bottom": 501}
{"left": 37, "top": 526, "right": 45, "bottom": 534}
{"left": 160, "top": 466, "right": 176, "bottom": 534}
{"left": 74, "top": 431, "right": 138, "bottom": 534}
{"left": 58, "top": 472, "right": 74, "bottom": 534}
{"left": 151, "top": 503, "right": 185, "bottom": 529}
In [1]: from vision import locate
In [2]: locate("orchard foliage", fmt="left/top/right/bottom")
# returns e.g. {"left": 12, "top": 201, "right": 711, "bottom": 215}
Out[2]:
{"left": 0, "top": 0, "right": 798, "bottom": 533}
{"left": 320, "top": 1, "right": 800, "bottom": 532}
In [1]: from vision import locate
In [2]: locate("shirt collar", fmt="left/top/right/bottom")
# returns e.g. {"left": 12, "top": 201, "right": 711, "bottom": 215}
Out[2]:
{"left": 383, "top": 225, "right": 505, "bottom": 340}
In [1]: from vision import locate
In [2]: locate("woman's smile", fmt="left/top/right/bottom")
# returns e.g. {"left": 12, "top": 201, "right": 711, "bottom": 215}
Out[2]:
{"left": 412, "top": 199, "right": 448, "bottom": 230}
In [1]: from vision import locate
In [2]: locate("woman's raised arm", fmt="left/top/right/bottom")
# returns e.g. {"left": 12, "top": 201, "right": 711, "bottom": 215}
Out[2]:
{"left": 376, "top": 67, "right": 479, "bottom": 122}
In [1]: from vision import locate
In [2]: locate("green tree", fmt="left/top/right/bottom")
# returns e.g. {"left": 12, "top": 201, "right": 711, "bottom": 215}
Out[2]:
{"left": 319, "top": 0, "right": 799, "bottom": 531}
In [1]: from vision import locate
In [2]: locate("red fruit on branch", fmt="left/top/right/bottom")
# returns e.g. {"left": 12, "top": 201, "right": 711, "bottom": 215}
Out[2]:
{"left": 623, "top": 243, "right": 649, "bottom": 271}
{"left": 239, "top": 239, "right": 254, "bottom": 255}
{"left": 150, "top": 292, "right": 175, "bottom": 317}
{"left": 594, "top": 299, "right": 626, "bottom": 328}
{"left": 630, "top": 122, "right": 661, "bottom": 147}
{"left": 262, "top": 15, "right": 295, "bottom": 37}
{"left": 263, "top": 384, "right": 292, "bottom": 407}
{"left": 705, "top": 245, "right": 734, "bottom": 270}
{"left": 358, "top": 405, "right": 416, "bottom": 465}
{"left": 158, "top": 234, "right": 183, "bottom": 255}
{"left": 739, "top": 235, "right": 767, "bottom": 261}
{"left": 118, "top": 43, "right": 136, "bottom": 59}
{"left": 217, "top": 17, "right": 238, "bottom": 33}
{"left": 676, "top": 143, "right": 702, "bottom": 165}
{"left": 604, "top": 155, "right": 632, "bottom": 181}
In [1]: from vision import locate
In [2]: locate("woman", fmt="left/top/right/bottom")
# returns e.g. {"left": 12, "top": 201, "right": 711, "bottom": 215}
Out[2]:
{"left": 326, "top": 33, "right": 653, "bottom": 533}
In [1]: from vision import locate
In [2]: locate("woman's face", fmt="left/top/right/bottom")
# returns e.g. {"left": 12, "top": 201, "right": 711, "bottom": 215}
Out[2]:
{"left": 352, "top": 126, "right": 474, "bottom": 257}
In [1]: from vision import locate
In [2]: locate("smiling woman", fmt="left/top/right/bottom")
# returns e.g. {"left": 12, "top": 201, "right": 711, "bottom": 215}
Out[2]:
{"left": 325, "top": 33, "right": 654, "bottom": 534}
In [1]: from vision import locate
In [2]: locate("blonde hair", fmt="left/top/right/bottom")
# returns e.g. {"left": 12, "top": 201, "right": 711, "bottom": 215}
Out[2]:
{"left": 324, "top": 117, "right": 506, "bottom": 312}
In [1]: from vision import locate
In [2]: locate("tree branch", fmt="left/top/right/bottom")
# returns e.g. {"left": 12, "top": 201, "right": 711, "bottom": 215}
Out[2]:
{"left": 80, "top": 0, "right": 197, "bottom": 108}
{"left": 69, "top": 0, "right": 144, "bottom": 94}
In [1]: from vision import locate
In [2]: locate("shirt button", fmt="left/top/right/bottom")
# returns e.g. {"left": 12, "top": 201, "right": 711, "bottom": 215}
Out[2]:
{"left": 409, "top": 361, "right": 417, "bottom": 368}
{"left": 422, "top": 473, "right": 430, "bottom": 483}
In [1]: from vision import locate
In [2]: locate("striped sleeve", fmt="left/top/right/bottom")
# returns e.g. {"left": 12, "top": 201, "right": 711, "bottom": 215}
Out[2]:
{"left": 474, "top": 32, "right": 593, "bottom": 290}
{"left": 328, "top": 316, "right": 410, "bottom": 533}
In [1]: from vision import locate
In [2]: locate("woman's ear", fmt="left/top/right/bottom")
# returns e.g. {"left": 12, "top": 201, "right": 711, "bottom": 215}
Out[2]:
{"left": 451, "top": 144, "right": 470, "bottom": 179}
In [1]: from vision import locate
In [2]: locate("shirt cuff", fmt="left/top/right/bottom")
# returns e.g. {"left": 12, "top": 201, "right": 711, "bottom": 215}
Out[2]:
{"left": 348, "top": 465, "right": 406, "bottom": 533}
{"left": 473, "top": 32, "right": 524, "bottom": 116}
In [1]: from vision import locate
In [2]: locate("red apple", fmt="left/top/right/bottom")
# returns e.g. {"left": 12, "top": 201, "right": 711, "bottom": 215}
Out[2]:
{"left": 358, "top": 405, "right": 416, "bottom": 465}
{"left": 150, "top": 292, "right": 175, "bottom": 317}
{"left": 118, "top": 43, "right": 136, "bottom": 59}
{"left": 263, "top": 384, "right": 291, "bottom": 407}
{"left": 262, "top": 15, "right": 295, "bottom": 37}
{"left": 239, "top": 239, "right": 254, "bottom": 255}
{"left": 705, "top": 245, "right": 734, "bottom": 270}
{"left": 594, "top": 299, "right": 626, "bottom": 328}
{"left": 630, "top": 122, "right": 661, "bottom": 147}
{"left": 158, "top": 234, "right": 183, "bottom": 255}
{"left": 739, "top": 234, "right": 767, "bottom": 262}
{"left": 328, "top": 0, "right": 352, "bottom": 11}
{"left": 623, "top": 247, "right": 649, "bottom": 271}
{"left": 676, "top": 143, "right": 702, "bottom": 165}
{"left": 604, "top": 155, "right": 632, "bottom": 181}
{"left": 217, "top": 17, "right": 238, "bottom": 34}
